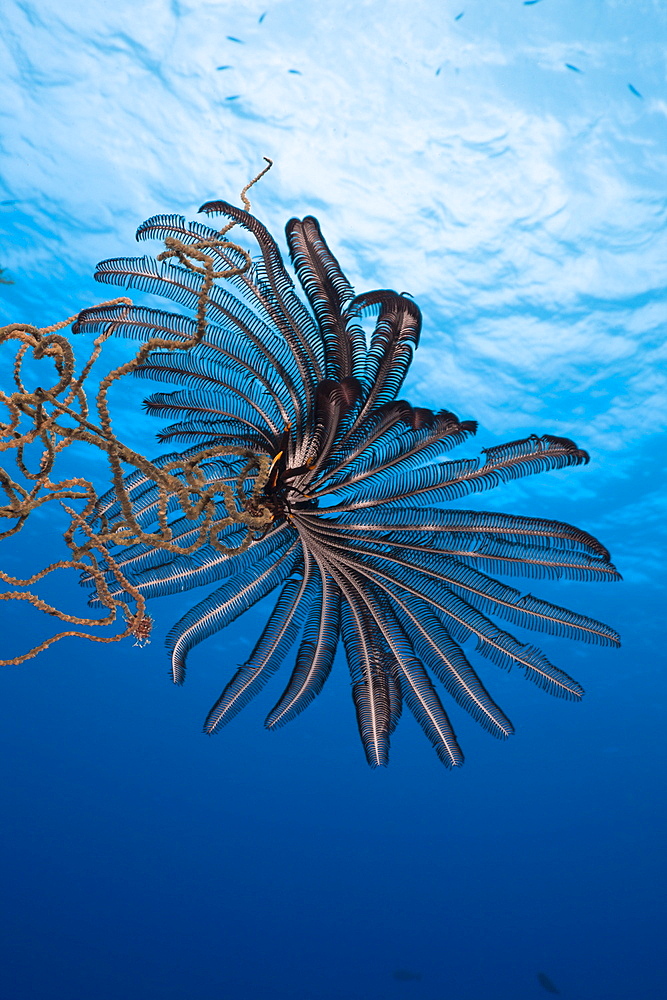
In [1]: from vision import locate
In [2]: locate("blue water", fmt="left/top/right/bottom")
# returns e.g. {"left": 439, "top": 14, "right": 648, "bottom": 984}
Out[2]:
{"left": 1, "top": 2, "right": 665, "bottom": 998}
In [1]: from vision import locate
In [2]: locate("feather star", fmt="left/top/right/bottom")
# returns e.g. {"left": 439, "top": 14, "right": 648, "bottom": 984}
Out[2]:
{"left": 75, "top": 199, "right": 620, "bottom": 768}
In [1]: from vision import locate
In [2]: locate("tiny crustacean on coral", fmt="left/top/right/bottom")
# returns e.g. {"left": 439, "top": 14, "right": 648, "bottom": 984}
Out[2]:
{"left": 0, "top": 163, "right": 620, "bottom": 767}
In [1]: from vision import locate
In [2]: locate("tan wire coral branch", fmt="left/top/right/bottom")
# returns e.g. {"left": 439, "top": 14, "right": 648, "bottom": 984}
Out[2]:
{"left": 0, "top": 162, "right": 275, "bottom": 664}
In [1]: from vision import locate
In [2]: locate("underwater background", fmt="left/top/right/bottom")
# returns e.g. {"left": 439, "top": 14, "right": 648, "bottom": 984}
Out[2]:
{"left": 1, "top": 1, "right": 665, "bottom": 998}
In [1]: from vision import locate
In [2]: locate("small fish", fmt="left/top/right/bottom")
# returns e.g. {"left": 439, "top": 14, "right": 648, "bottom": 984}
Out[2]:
{"left": 524, "top": 0, "right": 543, "bottom": 5}
{"left": 288, "top": 69, "right": 302, "bottom": 75}
{"left": 455, "top": 11, "right": 464, "bottom": 19}
{"left": 537, "top": 972, "right": 560, "bottom": 995}
{"left": 393, "top": 969, "right": 422, "bottom": 982}
{"left": 225, "top": 95, "right": 240, "bottom": 101}
{"left": 435, "top": 66, "right": 441, "bottom": 76}
{"left": 216, "top": 65, "right": 232, "bottom": 71}
{"left": 258, "top": 11, "right": 266, "bottom": 22}
{"left": 565, "top": 63, "right": 582, "bottom": 73}
{"left": 226, "top": 36, "right": 244, "bottom": 44}
{"left": 628, "top": 83, "right": 643, "bottom": 98}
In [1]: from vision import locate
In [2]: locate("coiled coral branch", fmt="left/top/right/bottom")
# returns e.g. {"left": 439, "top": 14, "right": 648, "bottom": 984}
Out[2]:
{"left": 0, "top": 160, "right": 275, "bottom": 664}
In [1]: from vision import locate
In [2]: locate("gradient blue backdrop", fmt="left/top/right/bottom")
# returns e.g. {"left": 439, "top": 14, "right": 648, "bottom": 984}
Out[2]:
{"left": 1, "top": 2, "right": 665, "bottom": 998}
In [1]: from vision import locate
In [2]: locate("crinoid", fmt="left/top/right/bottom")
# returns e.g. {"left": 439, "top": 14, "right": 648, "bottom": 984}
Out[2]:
{"left": 0, "top": 164, "right": 620, "bottom": 767}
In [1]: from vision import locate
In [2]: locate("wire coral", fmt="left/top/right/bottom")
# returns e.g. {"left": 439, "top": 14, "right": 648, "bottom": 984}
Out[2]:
{"left": 0, "top": 161, "right": 620, "bottom": 767}
{"left": 0, "top": 161, "right": 274, "bottom": 661}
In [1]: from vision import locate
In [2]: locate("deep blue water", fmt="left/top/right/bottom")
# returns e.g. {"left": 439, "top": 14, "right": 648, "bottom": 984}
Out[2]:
{"left": 1, "top": 2, "right": 666, "bottom": 999}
